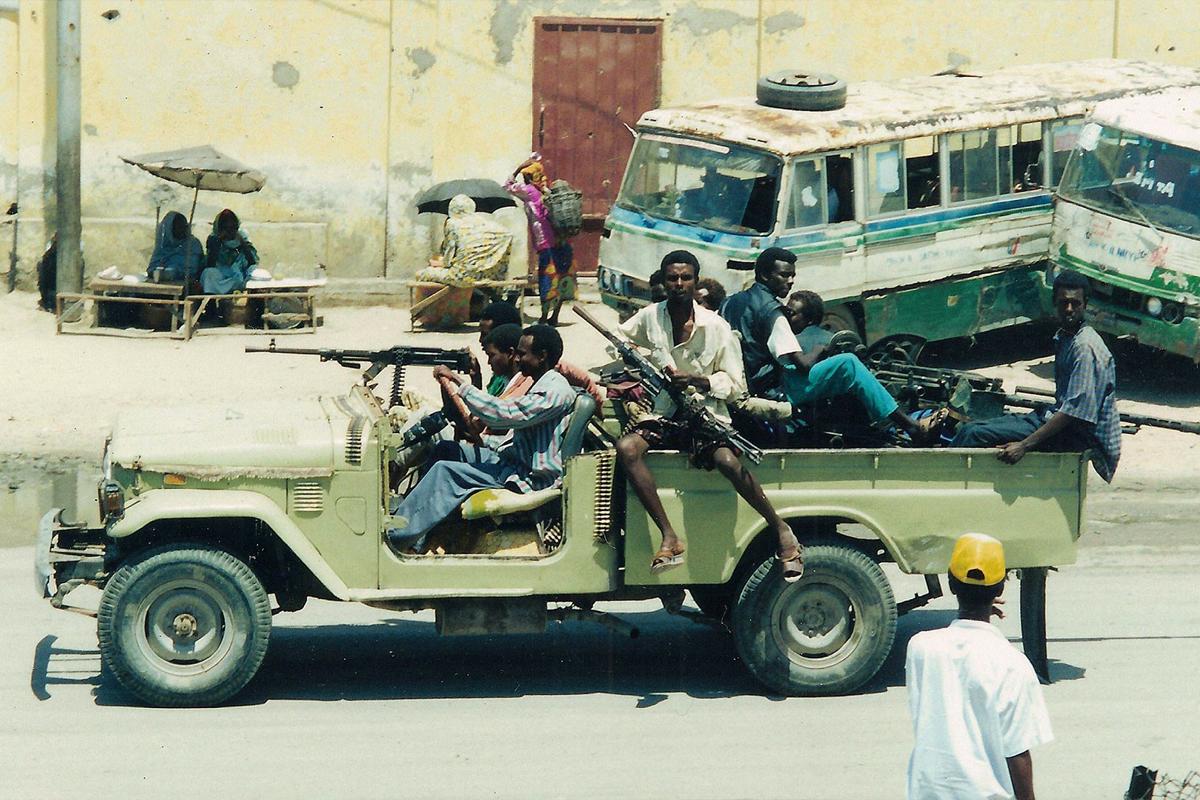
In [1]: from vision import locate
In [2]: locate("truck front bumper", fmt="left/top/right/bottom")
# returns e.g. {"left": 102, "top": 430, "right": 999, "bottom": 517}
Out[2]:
{"left": 35, "top": 508, "right": 108, "bottom": 610}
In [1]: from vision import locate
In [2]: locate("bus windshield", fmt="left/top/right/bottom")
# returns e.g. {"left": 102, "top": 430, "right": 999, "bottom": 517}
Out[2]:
{"left": 615, "top": 133, "right": 783, "bottom": 235}
{"left": 1059, "top": 123, "right": 1200, "bottom": 238}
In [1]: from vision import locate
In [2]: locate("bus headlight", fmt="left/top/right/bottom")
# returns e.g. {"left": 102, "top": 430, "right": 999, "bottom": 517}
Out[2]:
{"left": 1162, "top": 301, "right": 1184, "bottom": 324}
{"left": 1146, "top": 297, "right": 1164, "bottom": 318}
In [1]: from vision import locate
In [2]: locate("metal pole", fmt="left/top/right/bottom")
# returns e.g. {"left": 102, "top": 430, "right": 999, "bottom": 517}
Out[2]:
{"left": 55, "top": 0, "right": 82, "bottom": 295}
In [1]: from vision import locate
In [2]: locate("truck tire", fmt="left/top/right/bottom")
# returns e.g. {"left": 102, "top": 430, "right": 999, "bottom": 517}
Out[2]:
{"left": 97, "top": 547, "right": 272, "bottom": 707}
{"left": 756, "top": 70, "right": 847, "bottom": 111}
{"left": 732, "top": 542, "right": 897, "bottom": 695}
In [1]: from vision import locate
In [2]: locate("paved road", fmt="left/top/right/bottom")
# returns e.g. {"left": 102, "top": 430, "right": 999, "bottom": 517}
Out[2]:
{"left": 2, "top": 488, "right": 1197, "bottom": 799}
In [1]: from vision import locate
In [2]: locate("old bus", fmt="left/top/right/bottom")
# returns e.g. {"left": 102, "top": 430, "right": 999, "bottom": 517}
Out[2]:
{"left": 598, "top": 60, "right": 1200, "bottom": 359}
{"left": 1052, "top": 87, "right": 1200, "bottom": 362}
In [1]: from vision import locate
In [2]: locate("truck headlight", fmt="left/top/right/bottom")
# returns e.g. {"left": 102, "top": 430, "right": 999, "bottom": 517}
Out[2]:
{"left": 1146, "top": 297, "right": 1163, "bottom": 318}
{"left": 98, "top": 480, "right": 125, "bottom": 521}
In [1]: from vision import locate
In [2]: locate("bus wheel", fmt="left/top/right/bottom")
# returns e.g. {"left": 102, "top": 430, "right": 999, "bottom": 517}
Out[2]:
{"left": 732, "top": 542, "right": 897, "bottom": 695}
{"left": 756, "top": 70, "right": 847, "bottom": 111}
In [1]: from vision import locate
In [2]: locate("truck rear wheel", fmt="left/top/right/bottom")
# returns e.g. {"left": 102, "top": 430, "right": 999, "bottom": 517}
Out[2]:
{"left": 732, "top": 542, "right": 897, "bottom": 695}
{"left": 97, "top": 547, "right": 271, "bottom": 707}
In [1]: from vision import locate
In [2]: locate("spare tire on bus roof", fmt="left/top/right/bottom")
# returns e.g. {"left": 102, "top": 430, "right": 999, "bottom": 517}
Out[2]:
{"left": 757, "top": 70, "right": 847, "bottom": 111}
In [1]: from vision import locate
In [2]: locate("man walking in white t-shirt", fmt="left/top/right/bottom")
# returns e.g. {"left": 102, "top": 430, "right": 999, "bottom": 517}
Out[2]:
{"left": 905, "top": 533, "right": 1053, "bottom": 800}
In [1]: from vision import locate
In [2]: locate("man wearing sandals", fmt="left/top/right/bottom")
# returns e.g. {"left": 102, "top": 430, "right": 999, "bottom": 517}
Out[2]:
{"left": 613, "top": 250, "right": 805, "bottom": 579}
{"left": 722, "top": 247, "right": 932, "bottom": 443}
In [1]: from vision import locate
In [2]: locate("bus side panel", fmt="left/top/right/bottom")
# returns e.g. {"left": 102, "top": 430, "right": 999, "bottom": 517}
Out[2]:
{"left": 862, "top": 263, "right": 1050, "bottom": 345}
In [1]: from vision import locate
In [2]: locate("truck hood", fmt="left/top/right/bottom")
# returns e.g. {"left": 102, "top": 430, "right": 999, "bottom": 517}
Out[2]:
{"left": 109, "top": 397, "right": 339, "bottom": 478}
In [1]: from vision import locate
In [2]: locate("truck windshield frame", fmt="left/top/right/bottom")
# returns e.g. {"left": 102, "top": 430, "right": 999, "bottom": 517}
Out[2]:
{"left": 1059, "top": 123, "right": 1200, "bottom": 241}
{"left": 615, "top": 132, "right": 783, "bottom": 235}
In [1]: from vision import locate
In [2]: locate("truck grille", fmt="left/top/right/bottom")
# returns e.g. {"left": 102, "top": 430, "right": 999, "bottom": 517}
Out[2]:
{"left": 292, "top": 481, "right": 325, "bottom": 513}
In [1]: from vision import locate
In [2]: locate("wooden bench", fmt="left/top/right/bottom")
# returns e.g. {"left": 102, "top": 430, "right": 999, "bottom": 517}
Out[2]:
{"left": 56, "top": 276, "right": 322, "bottom": 340}
{"left": 406, "top": 277, "right": 529, "bottom": 331}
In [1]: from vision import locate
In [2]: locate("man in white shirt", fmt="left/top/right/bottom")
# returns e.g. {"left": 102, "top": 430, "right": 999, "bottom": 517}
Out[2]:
{"left": 905, "top": 533, "right": 1053, "bottom": 800}
{"left": 615, "top": 250, "right": 804, "bottom": 580}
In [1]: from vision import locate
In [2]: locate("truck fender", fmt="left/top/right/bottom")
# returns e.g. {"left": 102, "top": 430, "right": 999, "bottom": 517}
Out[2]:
{"left": 107, "top": 489, "right": 350, "bottom": 600}
{"left": 729, "top": 505, "right": 911, "bottom": 581}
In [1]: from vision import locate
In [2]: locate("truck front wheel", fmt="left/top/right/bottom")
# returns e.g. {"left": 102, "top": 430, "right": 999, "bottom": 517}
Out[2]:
{"left": 97, "top": 547, "right": 271, "bottom": 707}
{"left": 732, "top": 542, "right": 897, "bottom": 695}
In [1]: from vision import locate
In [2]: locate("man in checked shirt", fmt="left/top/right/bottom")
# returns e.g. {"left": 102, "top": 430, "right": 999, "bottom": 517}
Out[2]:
{"left": 385, "top": 324, "right": 577, "bottom": 553}
{"left": 950, "top": 269, "right": 1121, "bottom": 483}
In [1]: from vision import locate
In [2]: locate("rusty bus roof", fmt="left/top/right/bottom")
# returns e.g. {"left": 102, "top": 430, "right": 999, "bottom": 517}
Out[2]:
{"left": 1090, "top": 86, "right": 1200, "bottom": 153}
{"left": 637, "top": 60, "right": 1200, "bottom": 156}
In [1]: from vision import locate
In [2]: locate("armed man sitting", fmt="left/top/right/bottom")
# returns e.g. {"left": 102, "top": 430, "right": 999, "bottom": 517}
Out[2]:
{"left": 386, "top": 324, "right": 576, "bottom": 553}
{"left": 721, "top": 247, "right": 931, "bottom": 444}
{"left": 950, "top": 269, "right": 1121, "bottom": 482}
{"left": 614, "top": 250, "right": 805, "bottom": 579}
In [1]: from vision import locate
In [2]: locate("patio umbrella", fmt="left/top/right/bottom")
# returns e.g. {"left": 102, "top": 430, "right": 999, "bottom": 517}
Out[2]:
{"left": 122, "top": 145, "right": 266, "bottom": 297}
{"left": 415, "top": 178, "right": 517, "bottom": 215}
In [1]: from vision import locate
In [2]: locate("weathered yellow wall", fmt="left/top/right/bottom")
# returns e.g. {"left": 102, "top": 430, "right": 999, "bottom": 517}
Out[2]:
{"left": 4, "top": 0, "right": 1200, "bottom": 290}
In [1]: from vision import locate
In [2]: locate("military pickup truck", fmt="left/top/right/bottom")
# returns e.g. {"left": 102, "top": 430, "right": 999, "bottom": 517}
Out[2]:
{"left": 36, "top": 370, "right": 1085, "bottom": 707}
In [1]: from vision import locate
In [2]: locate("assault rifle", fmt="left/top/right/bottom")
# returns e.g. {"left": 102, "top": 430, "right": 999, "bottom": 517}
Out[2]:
{"left": 246, "top": 339, "right": 473, "bottom": 407}
{"left": 573, "top": 305, "right": 764, "bottom": 463}
{"left": 999, "top": 385, "right": 1200, "bottom": 436}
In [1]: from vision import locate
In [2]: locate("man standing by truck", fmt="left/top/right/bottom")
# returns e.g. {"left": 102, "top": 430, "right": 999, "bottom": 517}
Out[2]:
{"left": 951, "top": 269, "right": 1121, "bottom": 482}
{"left": 905, "top": 533, "right": 1053, "bottom": 800}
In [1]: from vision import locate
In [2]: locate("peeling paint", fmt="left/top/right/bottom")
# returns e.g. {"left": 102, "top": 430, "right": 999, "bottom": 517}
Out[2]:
{"left": 390, "top": 161, "right": 432, "bottom": 184}
{"left": 272, "top": 61, "right": 300, "bottom": 90}
{"left": 764, "top": 11, "right": 805, "bottom": 35}
{"left": 947, "top": 50, "right": 971, "bottom": 69}
{"left": 489, "top": 0, "right": 528, "bottom": 66}
{"left": 83, "top": 123, "right": 98, "bottom": 136}
{"left": 672, "top": 3, "right": 754, "bottom": 37}
{"left": 406, "top": 47, "right": 435, "bottom": 78}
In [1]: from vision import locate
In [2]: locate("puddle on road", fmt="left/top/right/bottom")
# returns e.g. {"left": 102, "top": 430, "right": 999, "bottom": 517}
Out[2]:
{"left": 0, "top": 457, "right": 101, "bottom": 548}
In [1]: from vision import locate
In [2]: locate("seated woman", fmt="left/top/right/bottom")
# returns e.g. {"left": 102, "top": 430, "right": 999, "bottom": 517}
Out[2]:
{"left": 417, "top": 194, "right": 513, "bottom": 287}
{"left": 201, "top": 209, "right": 259, "bottom": 295}
{"left": 146, "top": 211, "right": 204, "bottom": 284}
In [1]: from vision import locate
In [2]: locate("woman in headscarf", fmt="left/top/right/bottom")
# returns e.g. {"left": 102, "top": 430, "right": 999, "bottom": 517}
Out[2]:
{"left": 146, "top": 211, "right": 204, "bottom": 284}
{"left": 201, "top": 209, "right": 259, "bottom": 295}
{"left": 507, "top": 158, "right": 575, "bottom": 326}
{"left": 416, "top": 194, "right": 513, "bottom": 287}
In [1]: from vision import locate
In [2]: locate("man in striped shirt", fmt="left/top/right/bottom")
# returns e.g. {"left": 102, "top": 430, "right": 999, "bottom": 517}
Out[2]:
{"left": 386, "top": 324, "right": 577, "bottom": 552}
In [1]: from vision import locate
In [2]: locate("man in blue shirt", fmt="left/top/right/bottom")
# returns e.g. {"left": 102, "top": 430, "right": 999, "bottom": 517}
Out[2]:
{"left": 386, "top": 324, "right": 577, "bottom": 552}
{"left": 950, "top": 270, "right": 1121, "bottom": 482}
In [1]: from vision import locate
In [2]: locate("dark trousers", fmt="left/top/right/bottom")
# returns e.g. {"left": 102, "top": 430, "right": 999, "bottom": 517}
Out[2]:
{"left": 950, "top": 411, "right": 1093, "bottom": 452}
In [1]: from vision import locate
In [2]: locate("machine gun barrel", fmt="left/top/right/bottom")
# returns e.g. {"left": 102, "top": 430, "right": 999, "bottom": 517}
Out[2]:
{"left": 573, "top": 306, "right": 764, "bottom": 463}
{"left": 246, "top": 339, "right": 474, "bottom": 407}
{"left": 998, "top": 391, "right": 1200, "bottom": 436}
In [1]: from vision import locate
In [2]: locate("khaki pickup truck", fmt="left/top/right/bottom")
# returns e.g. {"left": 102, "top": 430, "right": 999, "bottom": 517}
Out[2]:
{"left": 36, "top": 379, "right": 1084, "bottom": 707}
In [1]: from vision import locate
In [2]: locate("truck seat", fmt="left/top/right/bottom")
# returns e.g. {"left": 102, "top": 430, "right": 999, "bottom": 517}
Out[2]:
{"left": 460, "top": 391, "right": 595, "bottom": 521}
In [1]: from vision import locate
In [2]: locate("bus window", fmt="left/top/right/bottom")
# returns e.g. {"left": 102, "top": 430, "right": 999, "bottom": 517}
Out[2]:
{"left": 1011, "top": 122, "right": 1043, "bottom": 191}
{"left": 786, "top": 153, "right": 855, "bottom": 229}
{"left": 947, "top": 129, "right": 999, "bottom": 202}
{"left": 827, "top": 153, "right": 854, "bottom": 222}
{"left": 1047, "top": 118, "right": 1083, "bottom": 187}
{"left": 867, "top": 142, "right": 905, "bottom": 216}
{"left": 904, "top": 136, "right": 940, "bottom": 209}
{"left": 786, "top": 158, "right": 826, "bottom": 229}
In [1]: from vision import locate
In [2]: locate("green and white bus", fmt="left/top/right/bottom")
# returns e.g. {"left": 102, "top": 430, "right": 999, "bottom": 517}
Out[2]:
{"left": 1052, "top": 87, "right": 1200, "bottom": 362}
{"left": 599, "top": 60, "right": 1200, "bottom": 359}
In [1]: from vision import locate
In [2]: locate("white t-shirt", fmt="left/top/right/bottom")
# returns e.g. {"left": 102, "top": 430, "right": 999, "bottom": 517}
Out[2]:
{"left": 905, "top": 619, "right": 1053, "bottom": 800}
{"left": 766, "top": 311, "right": 803, "bottom": 359}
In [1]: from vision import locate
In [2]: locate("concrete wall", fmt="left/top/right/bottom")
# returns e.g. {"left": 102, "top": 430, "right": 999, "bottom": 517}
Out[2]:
{"left": 2, "top": 0, "right": 1200, "bottom": 291}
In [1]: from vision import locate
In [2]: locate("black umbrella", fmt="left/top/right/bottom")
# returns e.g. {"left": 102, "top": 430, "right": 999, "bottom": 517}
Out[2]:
{"left": 415, "top": 179, "right": 517, "bottom": 215}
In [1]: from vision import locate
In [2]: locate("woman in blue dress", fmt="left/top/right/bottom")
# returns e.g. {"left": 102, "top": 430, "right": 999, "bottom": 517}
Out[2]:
{"left": 146, "top": 210, "right": 204, "bottom": 284}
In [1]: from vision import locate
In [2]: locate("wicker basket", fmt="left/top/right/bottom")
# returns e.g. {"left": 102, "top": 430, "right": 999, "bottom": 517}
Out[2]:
{"left": 545, "top": 180, "right": 583, "bottom": 238}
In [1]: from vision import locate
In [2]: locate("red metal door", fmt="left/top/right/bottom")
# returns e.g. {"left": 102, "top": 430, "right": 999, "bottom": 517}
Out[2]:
{"left": 533, "top": 18, "right": 662, "bottom": 276}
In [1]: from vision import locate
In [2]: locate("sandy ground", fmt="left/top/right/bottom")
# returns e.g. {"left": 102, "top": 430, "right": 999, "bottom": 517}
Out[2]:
{"left": 2, "top": 285, "right": 1198, "bottom": 490}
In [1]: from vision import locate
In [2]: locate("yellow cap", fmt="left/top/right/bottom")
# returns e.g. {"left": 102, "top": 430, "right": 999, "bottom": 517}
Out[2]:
{"left": 948, "top": 533, "right": 1006, "bottom": 586}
